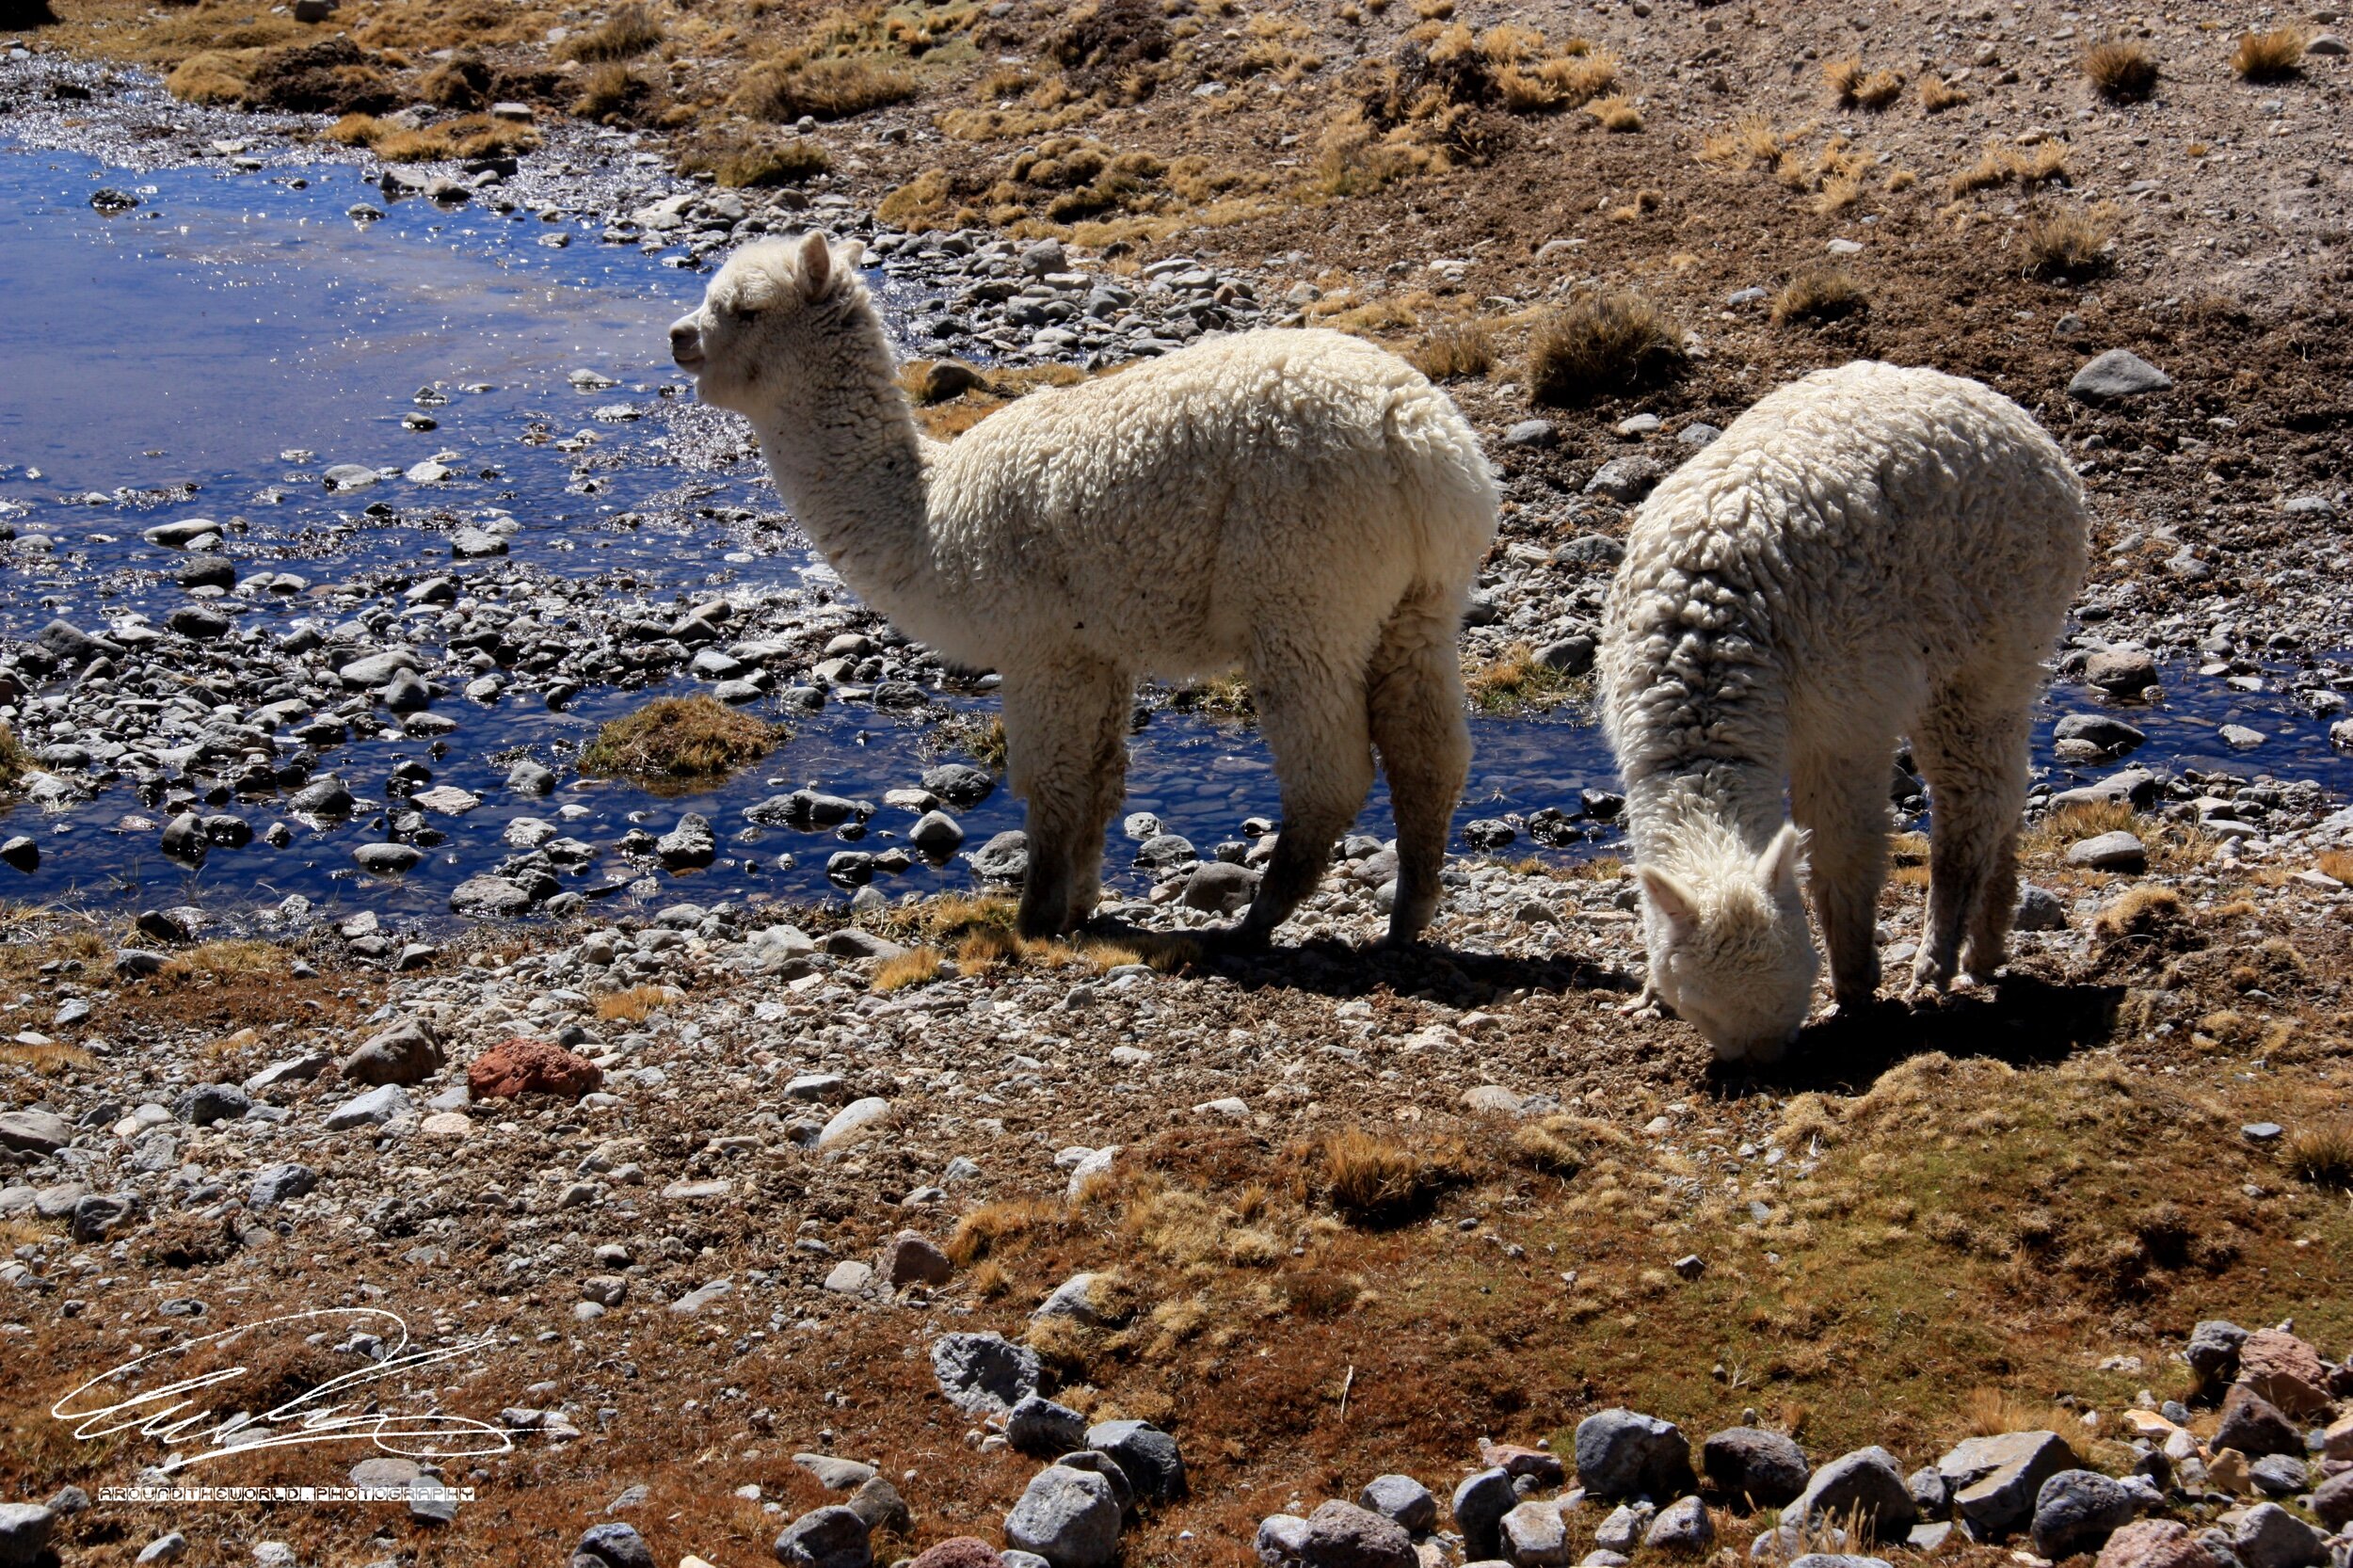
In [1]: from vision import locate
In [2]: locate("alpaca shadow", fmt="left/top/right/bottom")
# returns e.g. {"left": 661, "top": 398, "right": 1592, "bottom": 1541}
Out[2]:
{"left": 1719, "top": 973, "right": 2129, "bottom": 1096}
{"left": 1092, "top": 920, "right": 1627, "bottom": 1003}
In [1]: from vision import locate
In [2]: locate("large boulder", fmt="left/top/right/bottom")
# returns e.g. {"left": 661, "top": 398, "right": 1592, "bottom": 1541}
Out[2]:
{"left": 2031, "top": 1470, "right": 2137, "bottom": 1560}
{"left": 341, "top": 1016, "right": 445, "bottom": 1087}
{"left": 1085, "top": 1419, "right": 1184, "bottom": 1502}
{"left": 2214, "top": 1384, "right": 2305, "bottom": 1459}
{"left": 1786, "top": 1448, "right": 1916, "bottom": 1543}
{"left": 929, "top": 1332, "right": 1040, "bottom": 1416}
{"left": 1450, "top": 1468, "right": 1516, "bottom": 1561}
{"left": 2219, "top": 1504, "right": 2327, "bottom": 1568}
{"left": 1254, "top": 1500, "right": 1416, "bottom": 1568}
{"left": 1007, "top": 1395, "right": 1088, "bottom": 1458}
{"left": 1575, "top": 1408, "right": 1695, "bottom": 1500}
{"left": 1702, "top": 1427, "right": 1809, "bottom": 1508}
{"left": 1356, "top": 1476, "right": 1435, "bottom": 1536}
{"left": 466, "top": 1036, "right": 601, "bottom": 1100}
{"left": 1940, "top": 1431, "right": 2078, "bottom": 1542}
{"left": 773, "top": 1504, "right": 872, "bottom": 1568}
{"left": 1005, "top": 1465, "right": 1121, "bottom": 1568}
{"left": 2236, "top": 1329, "right": 2331, "bottom": 1416}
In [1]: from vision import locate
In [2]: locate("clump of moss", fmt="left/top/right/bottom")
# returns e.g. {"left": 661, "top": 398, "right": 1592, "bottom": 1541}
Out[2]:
{"left": 1526, "top": 292, "right": 1684, "bottom": 407}
{"left": 578, "top": 695, "right": 782, "bottom": 783}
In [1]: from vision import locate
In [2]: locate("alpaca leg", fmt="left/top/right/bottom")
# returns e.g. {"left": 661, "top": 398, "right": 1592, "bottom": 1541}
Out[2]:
{"left": 1000, "top": 661, "right": 1132, "bottom": 938}
{"left": 1791, "top": 745, "right": 1895, "bottom": 1012}
{"left": 1366, "top": 595, "right": 1472, "bottom": 944}
{"left": 1911, "top": 691, "right": 2032, "bottom": 991}
{"left": 1227, "top": 656, "right": 1377, "bottom": 947}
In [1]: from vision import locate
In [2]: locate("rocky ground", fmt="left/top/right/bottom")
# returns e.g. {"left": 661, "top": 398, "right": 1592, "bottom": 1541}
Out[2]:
{"left": 4, "top": 1, "right": 2353, "bottom": 1566}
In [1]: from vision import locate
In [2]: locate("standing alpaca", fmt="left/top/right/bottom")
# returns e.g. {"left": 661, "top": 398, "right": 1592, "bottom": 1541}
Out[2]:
{"left": 1599, "top": 360, "right": 2088, "bottom": 1061}
{"left": 670, "top": 234, "right": 1499, "bottom": 943}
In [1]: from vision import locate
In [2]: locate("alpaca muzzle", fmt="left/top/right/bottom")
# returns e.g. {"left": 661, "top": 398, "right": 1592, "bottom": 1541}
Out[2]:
{"left": 667, "top": 317, "right": 704, "bottom": 371}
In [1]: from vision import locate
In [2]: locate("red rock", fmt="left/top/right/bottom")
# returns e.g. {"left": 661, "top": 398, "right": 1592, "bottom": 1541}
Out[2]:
{"left": 2098, "top": 1520, "right": 2221, "bottom": 1568}
{"left": 907, "top": 1539, "right": 1004, "bottom": 1568}
{"left": 1479, "top": 1442, "right": 1566, "bottom": 1486}
{"left": 2238, "top": 1328, "right": 2330, "bottom": 1416}
{"left": 466, "top": 1036, "right": 602, "bottom": 1100}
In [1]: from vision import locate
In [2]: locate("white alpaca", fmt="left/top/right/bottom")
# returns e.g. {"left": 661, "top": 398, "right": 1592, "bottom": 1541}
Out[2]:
{"left": 670, "top": 234, "right": 1499, "bottom": 942}
{"left": 1599, "top": 360, "right": 2089, "bottom": 1061}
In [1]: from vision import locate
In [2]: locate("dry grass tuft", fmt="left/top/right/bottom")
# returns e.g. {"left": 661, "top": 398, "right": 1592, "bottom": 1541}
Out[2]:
{"left": 596, "top": 984, "right": 681, "bottom": 1023}
{"left": 2022, "top": 203, "right": 2117, "bottom": 277}
{"left": 0, "top": 725, "right": 25, "bottom": 792}
{"left": 1310, "top": 1129, "right": 1476, "bottom": 1224}
{"left": 1465, "top": 643, "right": 1581, "bottom": 714}
{"left": 1948, "top": 141, "right": 2071, "bottom": 198}
{"left": 0, "top": 1040, "right": 95, "bottom": 1075}
{"left": 871, "top": 947, "right": 946, "bottom": 992}
{"left": 679, "top": 134, "right": 828, "bottom": 188}
{"left": 1700, "top": 115, "right": 1788, "bottom": 170}
{"left": 2232, "top": 27, "right": 2309, "bottom": 81}
{"left": 736, "top": 54, "right": 916, "bottom": 121}
{"left": 1584, "top": 92, "right": 1642, "bottom": 132}
{"left": 577, "top": 695, "right": 780, "bottom": 784}
{"left": 1409, "top": 319, "right": 1495, "bottom": 381}
{"left": 160, "top": 939, "right": 280, "bottom": 984}
{"left": 946, "top": 1198, "right": 1060, "bottom": 1265}
{"left": 1525, "top": 292, "right": 1684, "bottom": 407}
{"left": 2317, "top": 849, "right": 2353, "bottom": 885}
{"left": 1962, "top": 1386, "right": 2076, "bottom": 1438}
{"left": 557, "top": 3, "right": 661, "bottom": 63}
{"left": 1920, "top": 74, "right": 1969, "bottom": 112}
{"left": 2084, "top": 40, "right": 2159, "bottom": 100}
{"left": 2092, "top": 885, "right": 2184, "bottom": 942}
{"left": 1826, "top": 57, "right": 1904, "bottom": 108}
{"left": 324, "top": 112, "right": 540, "bottom": 163}
{"left": 1511, "top": 1117, "right": 1586, "bottom": 1176}
{"left": 2284, "top": 1125, "right": 2353, "bottom": 1189}
{"left": 1772, "top": 266, "right": 1866, "bottom": 324}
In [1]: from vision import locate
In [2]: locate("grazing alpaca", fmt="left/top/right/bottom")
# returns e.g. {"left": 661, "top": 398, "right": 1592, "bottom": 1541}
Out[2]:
{"left": 1599, "top": 360, "right": 2088, "bottom": 1061}
{"left": 670, "top": 234, "right": 1499, "bottom": 942}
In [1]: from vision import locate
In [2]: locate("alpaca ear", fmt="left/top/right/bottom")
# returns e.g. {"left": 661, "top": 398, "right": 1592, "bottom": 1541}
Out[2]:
{"left": 1757, "top": 823, "right": 1805, "bottom": 901}
{"left": 831, "top": 238, "right": 867, "bottom": 275}
{"left": 1640, "top": 866, "right": 1700, "bottom": 936}
{"left": 794, "top": 231, "right": 833, "bottom": 300}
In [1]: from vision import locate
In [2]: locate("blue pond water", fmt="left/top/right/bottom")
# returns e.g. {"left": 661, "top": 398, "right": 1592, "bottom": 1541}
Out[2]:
{"left": 0, "top": 141, "right": 2343, "bottom": 927}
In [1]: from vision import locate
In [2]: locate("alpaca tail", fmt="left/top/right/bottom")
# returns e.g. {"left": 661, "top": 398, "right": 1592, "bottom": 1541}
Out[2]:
{"left": 1382, "top": 381, "right": 1502, "bottom": 600}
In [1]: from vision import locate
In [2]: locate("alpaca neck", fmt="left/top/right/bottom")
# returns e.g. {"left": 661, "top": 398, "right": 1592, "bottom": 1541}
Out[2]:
{"left": 1628, "top": 762, "right": 1788, "bottom": 876}
{"left": 749, "top": 303, "right": 944, "bottom": 624}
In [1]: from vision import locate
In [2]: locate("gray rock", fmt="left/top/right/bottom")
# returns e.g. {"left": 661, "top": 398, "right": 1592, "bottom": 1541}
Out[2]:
{"left": 1358, "top": 1475, "right": 1436, "bottom": 1535}
{"left": 1005, "top": 1465, "right": 1122, "bottom": 1568}
{"left": 1594, "top": 1505, "right": 1649, "bottom": 1553}
{"left": 922, "top": 763, "right": 995, "bottom": 807}
{"left": 656, "top": 812, "right": 716, "bottom": 870}
{"left": 450, "top": 875, "right": 532, "bottom": 918}
{"left": 2069, "top": 349, "right": 2172, "bottom": 402}
{"left": 2247, "top": 1454, "right": 2306, "bottom": 1498}
{"left": 2187, "top": 1320, "right": 2248, "bottom": 1386}
{"left": 1053, "top": 1450, "right": 1134, "bottom": 1515}
{"left": 910, "top": 810, "right": 965, "bottom": 856}
{"left": 1940, "top": 1431, "right": 2077, "bottom": 1542}
{"left": 2067, "top": 830, "right": 2147, "bottom": 872}
{"left": 845, "top": 1476, "right": 910, "bottom": 1536}
{"left": 1785, "top": 1558, "right": 1889, "bottom": 1568}
{"left": 1645, "top": 1496, "right": 1715, "bottom": 1555}
{"left": 2085, "top": 648, "right": 2160, "bottom": 696}
{"left": 0, "top": 1109, "right": 73, "bottom": 1155}
{"left": 971, "top": 830, "right": 1030, "bottom": 881}
{"left": 72, "top": 1192, "right": 137, "bottom": 1241}
{"left": 1503, "top": 419, "right": 1559, "bottom": 449}
{"left": 0, "top": 1505, "right": 56, "bottom": 1568}
{"left": 2223, "top": 1504, "right": 2326, "bottom": 1568}
{"left": 1575, "top": 1408, "right": 1696, "bottom": 1500}
{"left": 173, "top": 1082, "right": 250, "bottom": 1126}
{"left": 324, "top": 1082, "right": 411, "bottom": 1130}
{"left": 1453, "top": 1468, "right": 1518, "bottom": 1560}
{"left": 1499, "top": 1501, "right": 1570, "bottom": 1567}
{"left": 1536, "top": 635, "right": 1596, "bottom": 676}
{"left": 2031, "top": 1470, "right": 2136, "bottom": 1558}
{"left": 1908, "top": 1467, "right": 1949, "bottom": 1518}
{"left": 341, "top": 1016, "right": 444, "bottom": 1086}
{"left": 817, "top": 1096, "right": 890, "bottom": 1149}
{"left": 136, "top": 1532, "right": 188, "bottom": 1563}
{"left": 773, "top": 1505, "right": 872, "bottom": 1568}
{"left": 1703, "top": 1426, "right": 1809, "bottom": 1508}
{"left": 1009, "top": 1395, "right": 1090, "bottom": 1457}
{"left": 1788, "top": 1448, "right": 1916, "bottom": 1542}
{"left": 930, "top": 1332, "right": 1041, "bottom": 1416}
{"left": 2310, "top": 1470, "right": 2353, "bottom": 1531}
{"left": 574, "top": 1521, "right": 657, "bottom": 1568}
{"left": 1033, "top": 1272, "right": 1123, "bottom": 1325}
{"left": 248, "top": 1162, "right": 318, "bottom": 1208}
{"left": 1182, "top": 860, "right": 1259, "bottom": 914}
{"left": 793, "top": 1454, "right": 876, "bottom": 1491}
{"left": 1258, "top": 1501, "right": 1416, "bottom": 1568}
{"left": 2055, "top": 712, "right": 2148, "bottom": 754}
{"left": 2217, "top": 1385, "right": 2305, "bottom": 1459}
{"left": 1585, "top": 456, "right": 1664, "bottom": 502}
{"left": 354, "top": 842, "right": 424, "bottom": 873}
{"left": 1086, "top": 1418, "right": 1184, "bottom": 1502}
{"left": 2013, "top": 886, "right": 2067, "bottom": 932}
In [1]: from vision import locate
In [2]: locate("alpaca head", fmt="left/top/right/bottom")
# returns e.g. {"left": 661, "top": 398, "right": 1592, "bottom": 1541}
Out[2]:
{"left": 668, "top": 232, "right": 871, "bottom": 417}
{"left": 1638, "top": 822, "right": 1817, "bottom": 1062}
